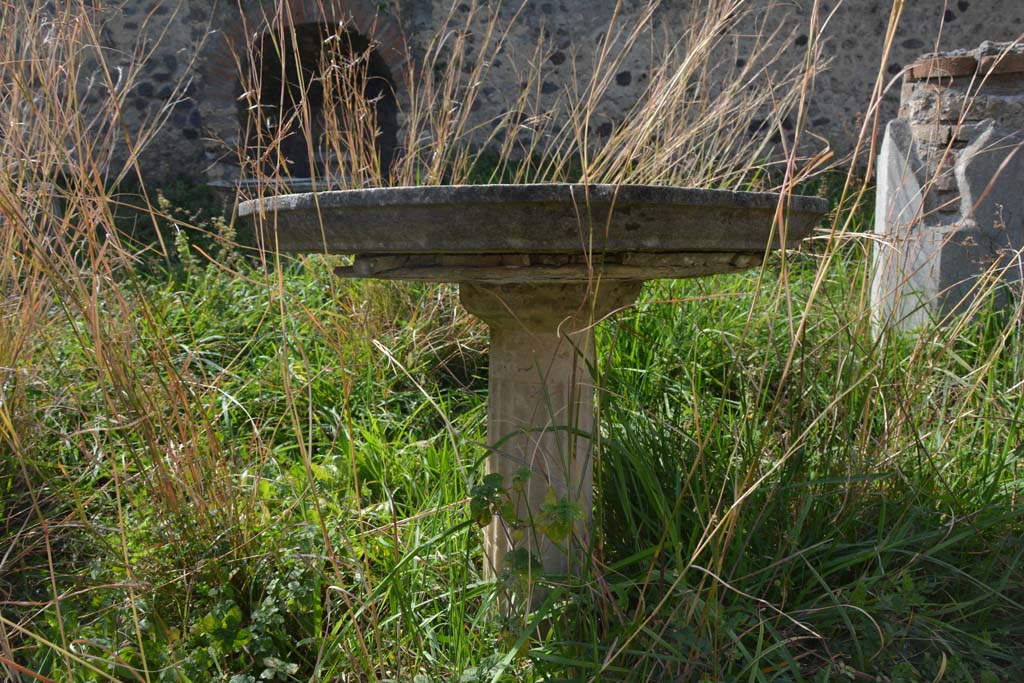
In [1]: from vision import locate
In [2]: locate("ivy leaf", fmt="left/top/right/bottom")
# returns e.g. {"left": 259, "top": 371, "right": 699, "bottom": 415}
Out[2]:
{"left": 536, "top": 488, "right": 580, "bottom": 543}
{"left": 469, "top": 473, "right": 507, "bottom": 528}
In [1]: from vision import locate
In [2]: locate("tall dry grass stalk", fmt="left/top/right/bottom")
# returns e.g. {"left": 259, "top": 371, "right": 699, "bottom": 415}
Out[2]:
{"left": 2, "top": 0, "right": 1022, "bottom": 679}
{"left": 235, "top": 0, "right": 828, "bottom": 196}
{"left": 0, "top": 4, "right": 270, "bottom": 679}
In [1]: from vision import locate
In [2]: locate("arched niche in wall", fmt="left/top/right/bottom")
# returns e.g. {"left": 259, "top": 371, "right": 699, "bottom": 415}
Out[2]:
{"left": 197, "top": 0, "right": 407, "bottom": 186}
{"left": 245, "top": 22, "right": 400, "bottom": 181}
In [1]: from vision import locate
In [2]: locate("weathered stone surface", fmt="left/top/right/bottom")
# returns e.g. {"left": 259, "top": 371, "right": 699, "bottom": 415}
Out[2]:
{"left": 239, "top": 184, "right": 827, "bottom": 257}
{"left": 909, "top": 55, "right": 979, "bottom": 81}
{"left": 873, "top": 121, "right": 927, "bottom": 327}
{"left": 461, "top": 281, "right": 642, "bottom": 581}
{"left": 873, "top": 43, "right": 1024, "bottom": 329}
{"left": 87, "top": 0, "right": 1024, "bottom": 185}
{"left": 907, "top": 41, "right": 1024, "bottom": 82}
{"left": 334, "top": 251, "right": 764, "bottom": 283}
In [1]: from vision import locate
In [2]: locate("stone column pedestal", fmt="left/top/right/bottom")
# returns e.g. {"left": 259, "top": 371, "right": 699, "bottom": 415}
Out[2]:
{"left": 460, "top": 281, "right": 642, "bottom": 580}
{"left": 873, "top": 42, "right": 1024, "bottom": 329}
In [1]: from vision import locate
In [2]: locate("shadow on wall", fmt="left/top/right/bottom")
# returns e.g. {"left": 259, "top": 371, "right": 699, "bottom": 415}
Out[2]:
{"left": 241, "top": 22, "right": 399, "bottom": 182}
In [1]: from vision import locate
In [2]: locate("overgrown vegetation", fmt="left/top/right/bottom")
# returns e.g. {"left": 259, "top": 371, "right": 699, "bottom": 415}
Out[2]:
{"left": 1, "top": 0, "right": 1022, "bottom": 681}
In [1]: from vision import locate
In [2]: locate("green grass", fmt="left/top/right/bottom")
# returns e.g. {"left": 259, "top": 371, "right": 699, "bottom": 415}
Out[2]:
{"left": 3, "top": 1, "right": 1022, "bottom": 680}
{"left": 4, "top": 201, "right": 1023, "bottom": 681}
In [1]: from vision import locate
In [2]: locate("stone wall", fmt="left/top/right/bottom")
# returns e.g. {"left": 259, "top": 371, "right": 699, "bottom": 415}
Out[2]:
{"left": 872, "top": 43, "right": 1024, "bottom": 328}
{"left": 92, "top": 0, "right": 1024, "bottom": 185}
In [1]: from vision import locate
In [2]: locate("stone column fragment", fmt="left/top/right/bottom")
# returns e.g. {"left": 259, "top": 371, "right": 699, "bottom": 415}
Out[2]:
{"left": 873, "top": 42, "right": 1024, "bottom": 329}
{"left": 460, "top": 281, "right": 641, "bottom": 579}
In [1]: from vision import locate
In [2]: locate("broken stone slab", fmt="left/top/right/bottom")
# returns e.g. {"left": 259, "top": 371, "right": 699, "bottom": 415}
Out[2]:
{"left": 874, "top": 41, "right": 1024, "bottom": 330}
{"left": 872, "top": 116, "right": 1024, "bottom": 329}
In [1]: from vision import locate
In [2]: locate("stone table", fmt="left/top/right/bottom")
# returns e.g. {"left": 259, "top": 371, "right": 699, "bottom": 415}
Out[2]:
{"left": 239, "top": 183, "right": 827, "bottom": 588}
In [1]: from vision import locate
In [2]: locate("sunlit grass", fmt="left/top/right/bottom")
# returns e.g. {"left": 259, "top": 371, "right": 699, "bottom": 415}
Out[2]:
{"left": 1, "top": 0, "right": 1022, "bottom": 681}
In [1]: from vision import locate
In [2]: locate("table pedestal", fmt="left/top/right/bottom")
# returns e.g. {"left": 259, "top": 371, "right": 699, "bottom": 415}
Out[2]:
{"left": 460, "top": 281, "right": 642, "bottom": 580}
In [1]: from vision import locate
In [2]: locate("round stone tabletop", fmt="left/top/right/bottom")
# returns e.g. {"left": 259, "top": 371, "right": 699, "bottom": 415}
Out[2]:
{"left": 239, "top": 184, "right": 828, "bottom": 282}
